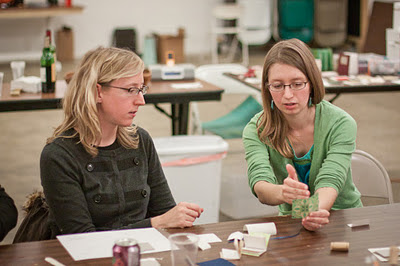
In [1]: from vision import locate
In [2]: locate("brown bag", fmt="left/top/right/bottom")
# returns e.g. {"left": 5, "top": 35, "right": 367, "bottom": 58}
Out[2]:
{"left": 13, "top": 191, "right": 52, "bottom": 243}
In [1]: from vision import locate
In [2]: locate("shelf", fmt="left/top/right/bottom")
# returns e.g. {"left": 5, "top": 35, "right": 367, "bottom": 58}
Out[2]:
{"left": 0, "top": 6, "right": 83, "bottom": 19}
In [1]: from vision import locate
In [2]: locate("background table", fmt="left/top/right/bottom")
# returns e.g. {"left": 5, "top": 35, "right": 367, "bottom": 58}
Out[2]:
{"left": 0, "top": 79, "right": 224, "bottom": 135}
{"left": 0, "top": 204, "right": 399, "bottom": 265}
{"left": 224, "top": 73, "right": 400, "bottom": 103}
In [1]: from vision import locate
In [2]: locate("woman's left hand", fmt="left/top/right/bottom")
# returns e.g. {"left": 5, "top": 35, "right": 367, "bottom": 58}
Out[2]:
{"left": 302, "top": 209, "right": 330, "bottom": 231}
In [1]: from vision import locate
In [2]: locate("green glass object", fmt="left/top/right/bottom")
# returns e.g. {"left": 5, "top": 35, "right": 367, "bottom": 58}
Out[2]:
{"left": 40, "top": 35, "right": 56, "bottom": 93}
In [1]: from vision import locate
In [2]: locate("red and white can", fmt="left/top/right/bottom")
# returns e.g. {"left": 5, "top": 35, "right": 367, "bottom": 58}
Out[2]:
{"left": 112, "top": 238, "right": 140, "bottom": 266}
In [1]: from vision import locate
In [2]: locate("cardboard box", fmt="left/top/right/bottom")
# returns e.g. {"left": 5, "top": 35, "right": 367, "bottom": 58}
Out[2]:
{"left": 56, "top": 27, "right": 74, "bottom": 62}
{"left": 155, "top": 28, "right": 185, "bottom": 64}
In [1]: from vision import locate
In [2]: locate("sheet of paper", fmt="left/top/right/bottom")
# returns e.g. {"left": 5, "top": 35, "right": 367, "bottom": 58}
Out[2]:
{"left": 198, "top": 233, "right": 222, "bottom": 243}
{"left": 57, "top": 228, "right": 170, "bottom": 261}
{"left": 220, "top": 248, "right": 241, "bottom": 260}
{"left": 243, "top": 222, "right": 277, "bottom": 235}
{"left": 227, "top": 231, "right": 243, "bottom": 241}
{"left": 347, "top": 219, "right": 370, "bottom": 228}
{"left": 292, "top": 193, "right": 319, "bottom": 219}
{"left": 369, "top": 246, "right": 400, "bottom": 262}
{"left": 141, "top": 258, "right": 161, "bottom": 266}
{"left": 170, "top": 82, "right": 203, "bottom": 89}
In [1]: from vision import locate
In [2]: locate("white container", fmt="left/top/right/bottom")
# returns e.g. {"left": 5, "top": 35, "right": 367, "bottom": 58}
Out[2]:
{"left": 393, "top": 2, "right": 400, "bottom": 31}
{"left": 153, "top": 135, "right": 229, "bottom": 224}
{"left": 220, "top": 174, "right": 278, "bottom": 219}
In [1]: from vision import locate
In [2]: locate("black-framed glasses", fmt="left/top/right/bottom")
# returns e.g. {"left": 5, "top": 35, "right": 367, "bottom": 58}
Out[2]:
{"left": 267, "top": 81, "right": 308, "bottom": 92}
{"left": 99, "top": 84, "right": 148, "bottom": 95}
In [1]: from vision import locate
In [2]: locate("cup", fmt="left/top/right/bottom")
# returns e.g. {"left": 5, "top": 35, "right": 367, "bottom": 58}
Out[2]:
{"left": 168, "top": 233, "right": 199, "bottom": 266}
{"left": 10, "top": 61, "right": 25, "bottom": 80}
{"left": 0, "top": 72, "right": 4, "bottom": 97}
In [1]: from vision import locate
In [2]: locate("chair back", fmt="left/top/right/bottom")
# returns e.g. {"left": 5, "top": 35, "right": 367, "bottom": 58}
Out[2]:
{"left": 351, "top": 150, "right": 394, "bottom": 204}
{"left": 277, "top": 0, "right": 314, "bottom": 43}
{"left": 237, "top": 0, "right": 273, "bottom": 45}
{"left": 195, "top": 64, "right": 259, "bottom": 96}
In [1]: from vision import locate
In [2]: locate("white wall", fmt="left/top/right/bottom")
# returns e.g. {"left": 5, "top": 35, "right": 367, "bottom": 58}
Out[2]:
{"left": 0, "top": 0, "right": 217, "bottom": 62}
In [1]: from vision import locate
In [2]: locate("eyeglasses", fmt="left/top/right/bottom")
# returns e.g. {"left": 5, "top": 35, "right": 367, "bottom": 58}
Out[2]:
{"left": 100, "top": 84, "right": 148, "bottom": 95}
{"left": 267, "top": 81, "right": 308, "bottom": 92}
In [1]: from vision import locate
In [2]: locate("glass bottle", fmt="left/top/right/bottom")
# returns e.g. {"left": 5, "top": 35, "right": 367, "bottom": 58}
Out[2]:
{"left": 40, "top": 35, "right": 56, "bottom": 93}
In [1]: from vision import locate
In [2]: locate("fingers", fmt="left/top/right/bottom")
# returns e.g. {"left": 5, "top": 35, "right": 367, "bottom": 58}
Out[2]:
{"left": 286, "top": 164, "right": 299, "bottom": 181}
{"left": 177, "top": 202, "right": 203, "bottom": 218}
{"left": 302, "top": 210, "right": 330, "bottom": 231}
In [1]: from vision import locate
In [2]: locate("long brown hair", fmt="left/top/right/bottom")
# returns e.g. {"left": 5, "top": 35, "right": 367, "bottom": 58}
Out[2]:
{"left": 47, "top": 47, "right": 144, "bottom": 157}
{"left": 257, "top": 39, "right": 325, "bottom": 158}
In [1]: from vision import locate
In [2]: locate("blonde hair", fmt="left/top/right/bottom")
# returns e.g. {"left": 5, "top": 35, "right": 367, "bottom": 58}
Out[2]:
{"left": 257, "top": 38, "right": 325, "bottom": 158}
{"left": 47, "top": 46, "right": 144, "bottom": 157}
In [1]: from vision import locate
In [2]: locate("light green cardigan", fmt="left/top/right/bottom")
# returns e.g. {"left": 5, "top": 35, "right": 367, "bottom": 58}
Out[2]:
{"left": 243, "top": 100, "right": 362, "bottom": 215}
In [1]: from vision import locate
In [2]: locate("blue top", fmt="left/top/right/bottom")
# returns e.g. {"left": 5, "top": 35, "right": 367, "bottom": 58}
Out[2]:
{"left": 292, "top": 145, "right": 314, "bottom": 186}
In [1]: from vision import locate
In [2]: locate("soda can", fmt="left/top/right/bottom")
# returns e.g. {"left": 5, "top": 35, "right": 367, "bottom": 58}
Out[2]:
{"left": 112, "top": 238, "right": 141, "bottom": 266}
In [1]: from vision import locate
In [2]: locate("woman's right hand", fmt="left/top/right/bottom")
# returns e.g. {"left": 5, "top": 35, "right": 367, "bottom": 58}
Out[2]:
{"left": 151, "top": 202, "right": 203, "bottom": 229}
{"left": 281, "top": 164, "right": 310, "bottom": 204}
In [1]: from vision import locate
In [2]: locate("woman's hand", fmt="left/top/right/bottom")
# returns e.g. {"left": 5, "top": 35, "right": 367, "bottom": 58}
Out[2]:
{"left": 281, "top": 164, "right": 310, "bottom": 204}
{"left": 302, "top": 209, "right": 330, "bottom": 231}
{"left": 151, "top": 202, "right": 203, "bottom": 229}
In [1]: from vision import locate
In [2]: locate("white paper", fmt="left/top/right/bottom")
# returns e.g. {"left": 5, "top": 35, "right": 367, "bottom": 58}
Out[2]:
{"left": 347, "top": 219, "right": 370, "bottom": 228}
{"left": 57, "top": 228, "right": 170, "bottom": 261}
{"left": 197, "top": 233, "right": 221, "bottom": 250}
{"left": 141, "top": 258, "right": 161, "bottom": 266}
{"left": 368, "top": 246, "right": 400, "bottom": 262}
{"left": 198, "top": 233, "right": 222, "bottom": 243}
{"left": 170, "top": 82, "right": 203, "bottom": 89}
{"left": 220, "top": 248, "right": 241, "bottom": 260}
{"left": 227, "top": 231, "right": 243, "bottom": 241}
{"left": 241, "top": 234, "right": 267, "bottom": 256}
{"left": 243, "top": 222, "right": 277, "bottom": 235}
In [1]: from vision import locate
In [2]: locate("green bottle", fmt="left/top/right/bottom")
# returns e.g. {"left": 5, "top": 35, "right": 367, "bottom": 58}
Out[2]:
{"left": 40, "top": 35, "right": 56, "bottom": 93}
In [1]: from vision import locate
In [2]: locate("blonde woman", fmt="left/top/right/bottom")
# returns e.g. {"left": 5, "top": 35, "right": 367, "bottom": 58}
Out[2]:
{"left": 243, "top": 39, "right": 362, "bottom": 231}
{"left": 40, "top": 47, "right": 203, "bottom": 238}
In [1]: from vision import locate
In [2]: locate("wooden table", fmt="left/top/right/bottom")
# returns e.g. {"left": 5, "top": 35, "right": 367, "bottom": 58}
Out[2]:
{"left": 0, "top": 79, "right": 224, "bottom": 135}
{"left": 224, "top": 73, "right": 400, "bottom": 103}
{"left": 1, "top": 204, "right": 399, "bottom": 265}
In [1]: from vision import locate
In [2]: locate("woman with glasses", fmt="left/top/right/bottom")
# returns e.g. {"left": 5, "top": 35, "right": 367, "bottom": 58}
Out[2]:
{"left": 243, "top": 39, "right": 362, "bottom": 231}
{"left": 40, "top": 47, "right": 203, "bottom": 238}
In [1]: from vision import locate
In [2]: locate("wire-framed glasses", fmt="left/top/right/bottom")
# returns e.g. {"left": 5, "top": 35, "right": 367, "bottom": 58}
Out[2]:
{"left": 267, "top": 81, "right": 308, "bottom": 92}
{"left": 99, "top": 84, "right": 148, "bottom": 95}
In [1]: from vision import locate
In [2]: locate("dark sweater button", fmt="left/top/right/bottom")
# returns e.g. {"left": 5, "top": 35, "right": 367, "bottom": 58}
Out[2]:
{"left": 141, "top": 189, "right": 148, "bottom": 198}
{"left": 94, "top": 195, "right": 101, "bottom": 203}
{"left": 133, "top": 157, "right": 140, "bottom": 165}
{"left": 86, "top": 163, "right": 94, "bottom": 172}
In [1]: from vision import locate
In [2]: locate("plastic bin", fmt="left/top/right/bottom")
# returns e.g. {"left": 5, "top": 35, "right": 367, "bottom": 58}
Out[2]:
{"left": 153, "top": 135, "right": 228, "bottom": 224}
{"left": 220, "top": 174, "right": 278, "bottom": 220}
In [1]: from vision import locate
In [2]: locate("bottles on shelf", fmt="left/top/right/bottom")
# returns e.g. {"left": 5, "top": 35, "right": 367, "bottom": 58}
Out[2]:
{"left": 40, "top": 31, "right": 56, "bottom": 93}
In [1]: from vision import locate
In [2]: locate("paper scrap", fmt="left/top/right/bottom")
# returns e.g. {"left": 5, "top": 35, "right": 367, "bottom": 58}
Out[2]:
{"left": 198, "top": 240, "right": 211, "bottom": 251}
{"left": 198, "top": 233, "right": 222, "bottom": 243}
{"left": 227, "top": 231, "right": 243, "bottom": 242}
{"left": 220, "top": 248, "right": 241, "bottom": 260}
{"left": 368, "top": 246, "right": 400, "bottom": 262}
{"left": 57, "top": 228, "right": 170, "bottom": 261}
{"left": 243, "top": 222, "right": 277, "bottom": 235}
{"left": 347, "top": 219, "right": 370, "bottom": 228}
{"left": 170, "top": 82, "right": 203, "bottom": 89}
{"left": 141, "top": 258, "right": 160, "bottom": 266}
{"left": 292, "top": 193, "right": 319, "bottom": 219}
